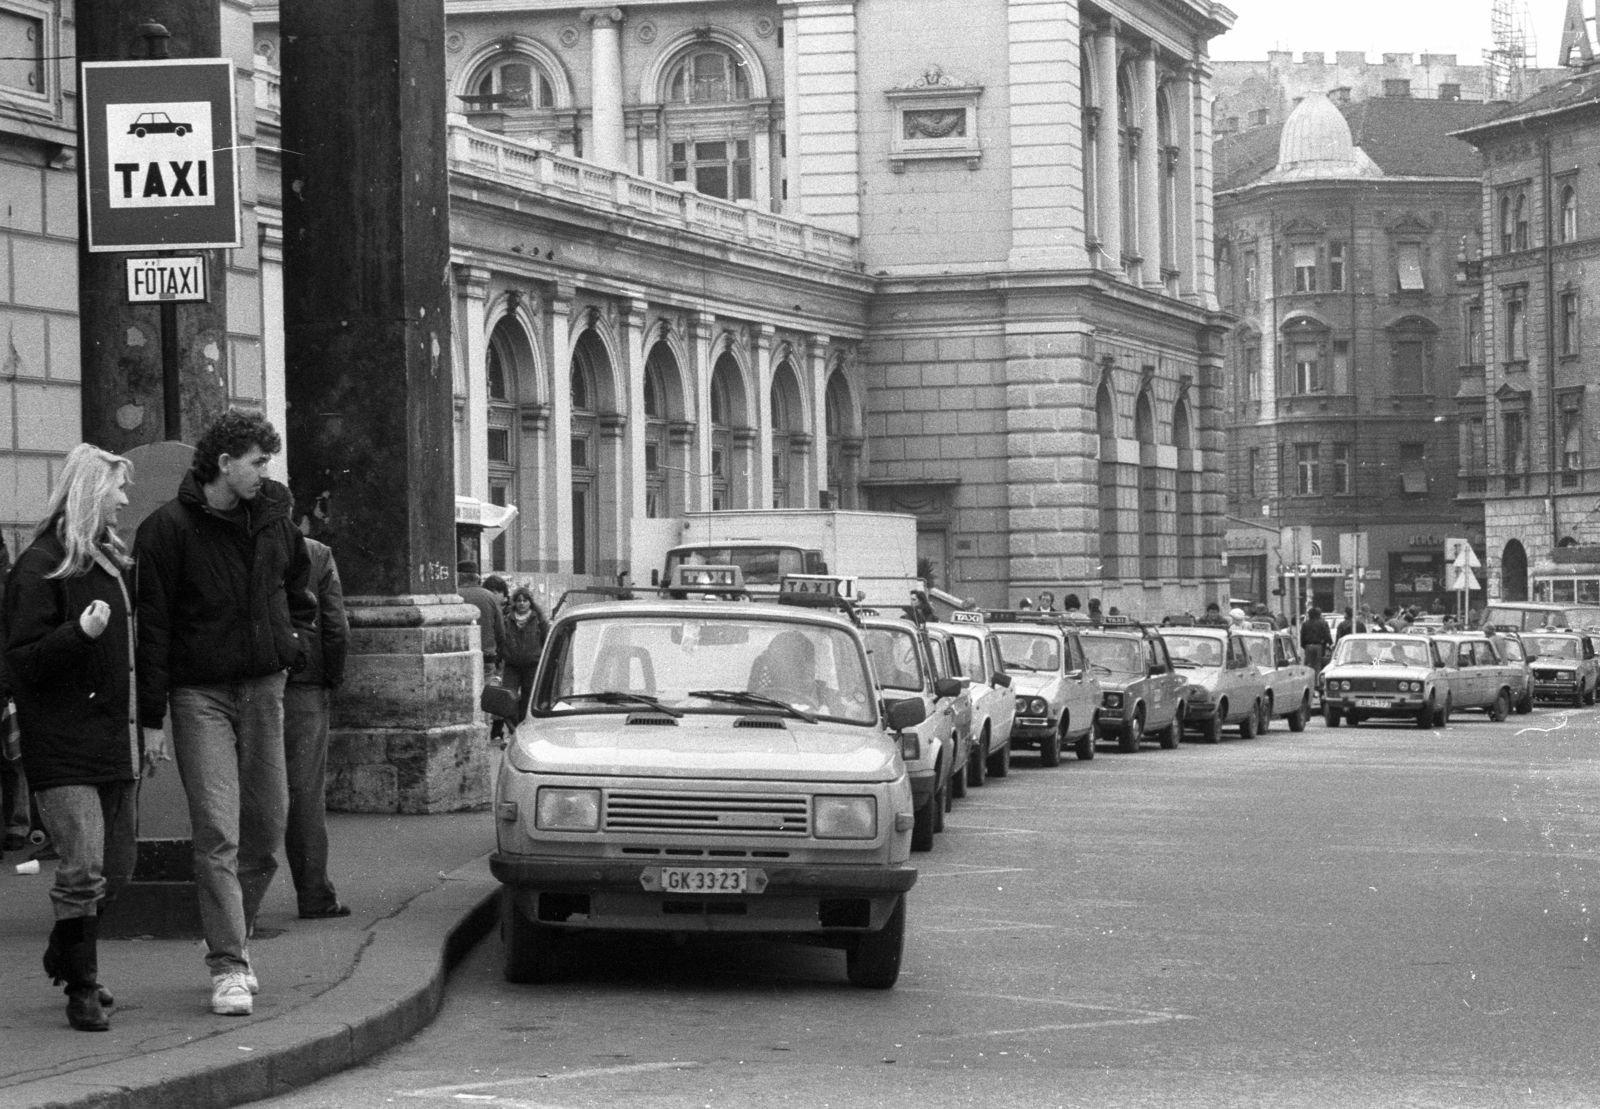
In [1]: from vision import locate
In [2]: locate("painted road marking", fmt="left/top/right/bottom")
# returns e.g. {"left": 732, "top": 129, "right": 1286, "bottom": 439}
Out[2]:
{"left": 402, "top": 1061, "right": 704, "bottom": 1100}
{"left": 898, "top": 988, "right": 1196, "bottom": 1037}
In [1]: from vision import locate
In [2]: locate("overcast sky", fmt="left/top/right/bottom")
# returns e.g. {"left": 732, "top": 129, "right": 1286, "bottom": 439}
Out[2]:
{"left": 1211, "top": 0, "right": 1579, "bottom": 69}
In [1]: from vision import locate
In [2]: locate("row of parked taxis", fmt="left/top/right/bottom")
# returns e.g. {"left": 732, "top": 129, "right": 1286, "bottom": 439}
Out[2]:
{"left": 481, "top": 565, "right": 1600, "bottom": 994}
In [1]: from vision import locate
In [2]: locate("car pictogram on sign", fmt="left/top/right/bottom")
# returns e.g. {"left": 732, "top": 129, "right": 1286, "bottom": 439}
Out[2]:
{"left": 128, "top": 112, "right": 190, "bottom": 138}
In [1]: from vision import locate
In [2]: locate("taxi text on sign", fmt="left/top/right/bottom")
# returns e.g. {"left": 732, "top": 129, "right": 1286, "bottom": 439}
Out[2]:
{"left": 81, "top": 59, "right": 241, "bottom": 252}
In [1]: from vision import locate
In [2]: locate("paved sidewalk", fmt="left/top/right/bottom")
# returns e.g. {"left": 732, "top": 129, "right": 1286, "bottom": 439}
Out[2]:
{"left": 0, "top": 812, "right": 499, "bottom": 1109}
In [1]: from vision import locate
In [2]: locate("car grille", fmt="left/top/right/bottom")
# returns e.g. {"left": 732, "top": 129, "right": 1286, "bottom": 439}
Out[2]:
{"left": 605, "top": 791, "right": 810, "bottom": 836}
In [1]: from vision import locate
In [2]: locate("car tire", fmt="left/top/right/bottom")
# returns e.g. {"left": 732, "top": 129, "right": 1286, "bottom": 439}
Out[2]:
{"left": 1324, "top": 707, "right": 1341, "bottom": 728}
{"left": 1417, "top": 695, "right": 1436, "bottom": 729}
{"left": 1287, "top": 693, "right": 1310, "bottom": 733}
{"left": 502, "top": 888, "right": 562, "bottom": 984}
{"left": 969, "top": 728, "right": 989, "bottom": 787}
{"left": 1258, "top": 694, "right": 1273, "bottom": 734}
{"left": 911, "top": 794, "right": 935, "bottom": 852}
{"left": 1158, "top": 704, "right": 1184, "bottom": 749}
{"left": 1488, "top": 690, "right": 1510, "bottom": 723}
{"left": 846, "top": 894, "right": 905, "bottom": 989}
{"left": 988, "top": 738, "right": 1010, "bottom": 778}
{"left": 1119, "top": 709, "right": 1144, "bottom": 753}
{"left": 1074, "top": 718, "right": 1095, "bottom": 761}
{"left": 1238, "top": 702, "right": 1258, "bottom": 739}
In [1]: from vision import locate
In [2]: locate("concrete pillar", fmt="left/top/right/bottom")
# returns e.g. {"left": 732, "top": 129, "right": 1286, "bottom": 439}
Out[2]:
{"left": 459, "top": 266, "right": 491, "bottom": 503}
{"left": 281, "top": 0, "right": 485, "bottom": 813}
{"left": 550, "top": 287, "right": 576, "bottom": 572}
{"left": 1136, "top": 50, "right": 1163, "bottom": 289}
{"left": 582, "top": 7, "right": 626, "bottom": 170}
{"left": 691, "top": 312, "right": 716, "bottom": 510}
{"left": 78, "top": 0, "right": 230, "bottom": 451}
{"left": 754, "top": 325, "right": 776, "bottom": 509}
{"left": 1092, "top": 21, "right": 1123, "bottom": 276}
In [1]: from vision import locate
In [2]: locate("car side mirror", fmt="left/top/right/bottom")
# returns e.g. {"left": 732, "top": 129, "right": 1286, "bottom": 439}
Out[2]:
{"left": 934, "top": 677, "right": 963, "bottom": 699}
{"left": 992, "top": 671, "right": 1012, "bottom": 688}
{"left": 886, "top": 697, "right": 927, "bottom": 732}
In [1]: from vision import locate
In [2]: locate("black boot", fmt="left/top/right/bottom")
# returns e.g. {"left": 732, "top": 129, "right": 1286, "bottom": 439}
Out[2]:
{"left": 44, "top": 917, "right": 113, "bottom": 1007}
{"left": 63, "top": 916, "right": 109, "bottom": 1032}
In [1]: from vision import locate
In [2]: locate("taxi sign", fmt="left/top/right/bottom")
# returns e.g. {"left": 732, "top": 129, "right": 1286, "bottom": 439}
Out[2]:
{"left": 948, "top": 610, "right": 985, "bottom": 625}
{"left": 780, "top": 574, "right": 849, "bottom": 597}
{"left": 81, "top": 59, "right": 241, "bottom": 251}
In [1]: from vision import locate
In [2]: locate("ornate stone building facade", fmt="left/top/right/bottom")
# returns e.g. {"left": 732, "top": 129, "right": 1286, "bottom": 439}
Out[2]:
{"left": 1216, "top": 93, "right": 1496, "bottom": 614}
{"left": 5, "top": 0, "right": 1236, "bottom": 616}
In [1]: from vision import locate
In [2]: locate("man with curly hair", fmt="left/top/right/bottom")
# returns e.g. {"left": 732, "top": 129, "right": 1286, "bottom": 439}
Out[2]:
{"left": 135, "top": 409, "right": 316, "bottom": 1017}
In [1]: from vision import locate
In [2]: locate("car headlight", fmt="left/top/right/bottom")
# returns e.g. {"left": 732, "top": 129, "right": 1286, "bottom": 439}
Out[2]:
{"left": 536, "top": 787, "right": 601, "bottom": 832}
{"left": 813, "top": 795, "right": 878, "bottom": 840}
{"left": 1102, "top": 692, "right": 1124, "bottom": 708}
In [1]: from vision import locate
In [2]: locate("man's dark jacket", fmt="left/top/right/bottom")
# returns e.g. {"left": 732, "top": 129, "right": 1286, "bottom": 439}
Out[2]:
{"left": 4, "top": 530, "right": 140, "bottom": 791}
{"left": 135, "top": 473, "right": 315, "bottom": 727}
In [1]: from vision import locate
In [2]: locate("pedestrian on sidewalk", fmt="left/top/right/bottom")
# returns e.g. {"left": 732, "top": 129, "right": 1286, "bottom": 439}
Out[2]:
{"left": 498, "top": 588, "right": 549, "bottom": 733}
{"left": 3, "top": 444, "right": 159, "bottom": 1032}
{"left": 135, "top": 410, "right": 315, "bottom": 1017}
{"left": 284, "top": 534, "right": 350, "bottom": 920}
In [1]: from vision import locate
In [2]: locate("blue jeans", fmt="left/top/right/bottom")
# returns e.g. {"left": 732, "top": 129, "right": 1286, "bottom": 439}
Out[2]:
{"left": 33, "top": 781, "right": 138, "bottom": 919}
{"left": 170, "top": 672, "right": 288, "bottom": 975}
{"left": 283, "top": 683, "right": 339, "bottom": 914}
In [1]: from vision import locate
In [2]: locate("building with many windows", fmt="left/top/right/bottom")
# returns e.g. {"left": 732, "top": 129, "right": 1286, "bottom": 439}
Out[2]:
{"left": 4, "top": 0, "right": 1236, "bottom": 617}
{"left": 1454, "top": 63, "right": 1600, "bottom": 605}
{"left": 1216, "top": 91, "right": 1496, "bottom": 615}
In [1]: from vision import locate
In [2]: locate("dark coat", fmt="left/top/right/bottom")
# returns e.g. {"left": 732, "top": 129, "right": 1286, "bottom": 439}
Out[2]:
{"left": 3, "top": 530, "right": 140, "bottom": 791}
{"left": 500, "top": 609, "right": 547, "bottom": 670}
{"left": 289, "top": 538, "right": 349, "bottom": 688}
{"left": 134, "top": 473, "right": 315, "bottom": 727}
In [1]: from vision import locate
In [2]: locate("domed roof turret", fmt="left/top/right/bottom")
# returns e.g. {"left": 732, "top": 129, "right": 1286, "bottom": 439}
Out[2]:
{"left": 1263, "top": 92, "right": 1381, "bottom": 182}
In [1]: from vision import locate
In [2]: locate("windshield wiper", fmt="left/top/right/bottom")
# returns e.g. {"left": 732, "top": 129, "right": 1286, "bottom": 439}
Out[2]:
{"left": 562, "top": 692, "right": 683, "bottom": 717}
{"left": 687, "top": 689, "right": 817, "bottom": 724}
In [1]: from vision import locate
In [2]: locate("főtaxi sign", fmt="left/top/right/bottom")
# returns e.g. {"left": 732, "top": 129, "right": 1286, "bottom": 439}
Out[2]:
{"left": 81, "top": 59, "right": 240, "bottom": 252}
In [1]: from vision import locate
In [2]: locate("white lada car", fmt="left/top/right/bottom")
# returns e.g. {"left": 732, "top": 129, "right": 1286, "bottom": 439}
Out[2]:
{"left": 489, "top": 573, "right": 922, "bottom": 989}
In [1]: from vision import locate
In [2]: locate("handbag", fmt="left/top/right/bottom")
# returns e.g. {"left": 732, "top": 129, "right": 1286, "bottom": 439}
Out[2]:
{"left": 479, "top": 683, "right": 520, "bottom": 721}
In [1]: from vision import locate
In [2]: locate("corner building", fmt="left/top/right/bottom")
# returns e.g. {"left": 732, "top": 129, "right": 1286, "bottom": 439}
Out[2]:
{"left": 1215, "top": 93, "right": 1496, "bottom": 615}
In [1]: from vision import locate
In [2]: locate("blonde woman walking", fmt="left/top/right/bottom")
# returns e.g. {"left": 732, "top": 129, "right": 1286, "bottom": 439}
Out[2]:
{"left": 3, "top": 443, "right": 163, "bottom": 1031}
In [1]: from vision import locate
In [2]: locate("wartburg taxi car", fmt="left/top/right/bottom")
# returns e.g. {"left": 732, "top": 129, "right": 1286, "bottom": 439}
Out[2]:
{"left": 988, "top": 613, "right": 1101, "bottom": 763}
{"left": 1158, "top": 624, "right": 1267, "bottom": 743}
{"left": 1319, "top": 633, "right": 1450, "bottom": 729}
{"left": 489, "top": 571, "right": 923, "bottom": 989}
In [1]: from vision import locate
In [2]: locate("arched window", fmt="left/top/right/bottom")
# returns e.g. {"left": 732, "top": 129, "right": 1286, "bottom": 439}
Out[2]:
{"left": 1514, "top": 193, "right": 1530, "bottom": 251}
{"left": 1561, "top": 184, "right": 1579, "bottom": 243}
{"left": 474, "top": 55, "right": 555, "bottom": 108}
{"left": 661, "top": 45, "right": 759, "bottom": 202}
{"left": 1081, "top": 45, "right": 1099, "bottom": 255}
{"left": 1499, "top": 194, "right": 1514, "bottom": 254}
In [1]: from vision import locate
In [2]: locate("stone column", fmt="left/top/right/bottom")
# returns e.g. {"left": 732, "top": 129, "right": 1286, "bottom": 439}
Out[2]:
{"left": 582, "top": 7, "right": 626, "bottom": 170}
{"left": 78, "top": 0, "right": 231, "bottom": 450}
{"left": 1092, "top": 20, "right": 1123, "bottom": 276}
{"left": 550, "top": 287, "right": 576, "bottom": 572}
{"left": 459, "top": 266, "right": 491, "bottom": 503}
{"left": 1135, "top": 50, "right": 1163, "bottom": 289}
{"left": 754, "top": 325, "right": 776, "bottom": 509}
{"left": 691, "top": 311, "right": 716, "bottom": 510}
{"left": 281, "top": 0, "right": 486, "bottom": 813}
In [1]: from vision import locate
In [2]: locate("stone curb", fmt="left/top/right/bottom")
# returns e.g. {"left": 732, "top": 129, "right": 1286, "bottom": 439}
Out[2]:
{"left": 0, "top": 857, "right": 500, "bottom": 1109}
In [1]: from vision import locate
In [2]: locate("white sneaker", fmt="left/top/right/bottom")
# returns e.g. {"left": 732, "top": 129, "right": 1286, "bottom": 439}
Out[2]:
{"left": 211, "top": 970, "right": 253, "bottom": 1016}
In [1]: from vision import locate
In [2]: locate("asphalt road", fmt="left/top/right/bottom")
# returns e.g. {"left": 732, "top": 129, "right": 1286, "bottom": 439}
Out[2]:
{"left": 257, "top": 705, "right": 1600, "bottom": 1109}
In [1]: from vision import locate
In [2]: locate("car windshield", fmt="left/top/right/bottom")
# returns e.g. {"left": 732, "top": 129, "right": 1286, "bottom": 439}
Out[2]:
{"left": 538, "top": 614, "right": 876, "bottom": 724}
{"left": 862, "top": 627, "right": 925, "bottom": 693}
{"left": 1161, "top": 634, "right": 1223, "bottom": 668}
{"left": 1530, "top": 636, "right": 1581, "bottom": 660}
{"left": 1242, "top": 637, "right": 1273, "bottom": 669}
{"left": 1332, "top": 636, "right": 1433, "bottom": 668}
{"left": 992, "top": 630, "right": 1061, "bottom": 672}
{"left": 1081, "top": 635, "right": 1143, "bottom": 674}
